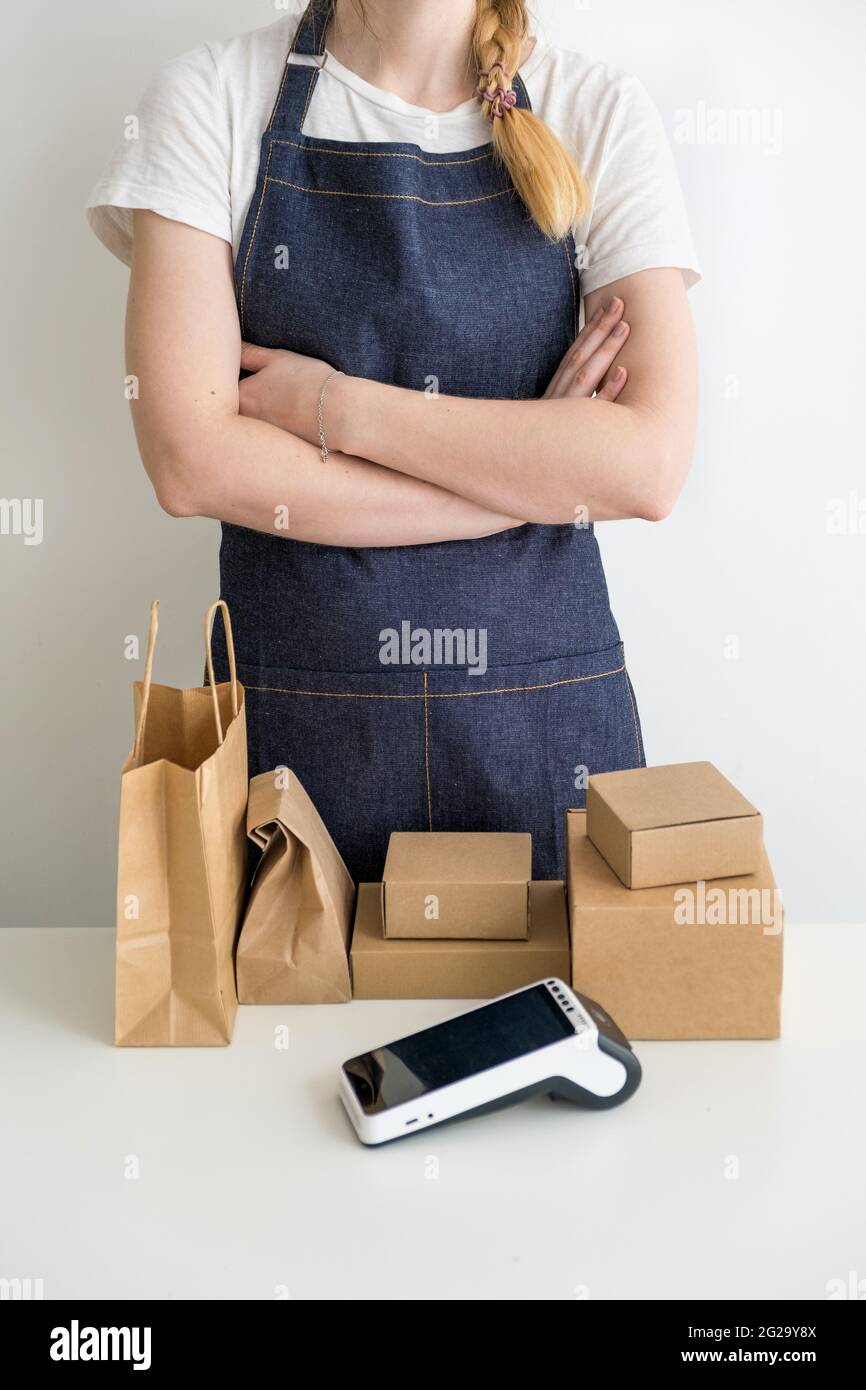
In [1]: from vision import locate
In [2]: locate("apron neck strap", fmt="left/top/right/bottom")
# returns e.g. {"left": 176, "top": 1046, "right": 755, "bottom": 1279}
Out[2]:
{"left": 266, "top": 0, "right": 333, "bottom": 132}
{"left": 512, "top": 74, "right": 532, "bottom": 111}
{"left": 292, "top": 0, "right": 333, "bottom": 56}
{"left": 268, "top": 0, "right": 533, "bottom": 132}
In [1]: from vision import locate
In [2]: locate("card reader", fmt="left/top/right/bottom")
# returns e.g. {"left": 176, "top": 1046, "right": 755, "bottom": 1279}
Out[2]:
{"left": 339, "top": 978, "right": 641, "bottom": 1145}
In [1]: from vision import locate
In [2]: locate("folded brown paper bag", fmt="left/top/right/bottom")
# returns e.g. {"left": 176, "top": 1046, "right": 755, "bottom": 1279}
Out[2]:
{"left": 236, "top": 770, "right": 355, "bottom": 1004}
{"left": 115, "top": 600, "right": 248, "bottom": 1046}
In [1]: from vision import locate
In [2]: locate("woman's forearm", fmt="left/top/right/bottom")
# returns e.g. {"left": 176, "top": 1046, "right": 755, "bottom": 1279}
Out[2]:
{"left": 335, "top": 382, "right": 662, "bottom": 523}
{"left": 126, "top": 213, "right": 520, "bottom": 546}
{"left": 153, "top": 411, "right": 522, "bottom": 547}
{"left": 326, "top": 269, "right": 697, "bottom": 524}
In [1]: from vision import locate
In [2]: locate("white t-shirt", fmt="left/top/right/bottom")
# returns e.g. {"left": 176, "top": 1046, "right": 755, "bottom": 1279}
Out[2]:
{"left": 87, "top": 8, "right": 701, "bottom": 299}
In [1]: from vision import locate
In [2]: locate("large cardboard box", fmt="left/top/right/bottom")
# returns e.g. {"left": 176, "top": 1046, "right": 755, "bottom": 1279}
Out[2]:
{"left": 352, "top": 880, "right": 569, "bottom": 998}
{"left": 381, "top": 831, "right": 531, "bottom": 939}
{"left": 587, "top": 761, "right": 763, "bottom": 889}
{"left": 566, "top": 811, "right": 783, "bottom": 1039}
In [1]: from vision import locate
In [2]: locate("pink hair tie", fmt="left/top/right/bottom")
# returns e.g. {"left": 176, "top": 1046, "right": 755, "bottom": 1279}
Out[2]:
{"left": 478, "top": 78, "right": 518, "bottom": 119}
{"left": 478, "top": 88, "right": 517, "bottom": 118}
{"left": 480, "top": 61, "right": 511, "bottom": 79}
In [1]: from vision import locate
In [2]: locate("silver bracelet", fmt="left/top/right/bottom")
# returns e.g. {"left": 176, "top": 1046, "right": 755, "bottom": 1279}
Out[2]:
{"left": 317, "top": 368, "right": 344, "bottom": 464}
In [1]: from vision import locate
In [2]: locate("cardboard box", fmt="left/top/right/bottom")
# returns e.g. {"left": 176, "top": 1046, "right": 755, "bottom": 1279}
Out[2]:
{"left": 352, "top": 881, "right": 569, "bottom": 999}
{"left": 381, "top": 831, "right": 531, "bottom": 939}
{"left": 566, "top": 811, "right": 783, "bottom": 1039}
{"left": 587, "top": 761, "right": 763, "bottom": 889}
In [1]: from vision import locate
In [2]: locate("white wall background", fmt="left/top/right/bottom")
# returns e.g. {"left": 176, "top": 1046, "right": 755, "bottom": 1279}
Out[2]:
{"left": 1, "top": 0, "right": 863, "bottom": 926}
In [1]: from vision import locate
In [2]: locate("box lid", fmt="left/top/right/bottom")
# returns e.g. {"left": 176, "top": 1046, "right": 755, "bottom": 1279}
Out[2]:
{"left": 567, "top": 809, "right": 775, "bottom": 903}
{"left": 383, "top": 831, "right": 531, "bottom": 885}
{"left": 588, "top": 762, "right": 758, "bottom": 832}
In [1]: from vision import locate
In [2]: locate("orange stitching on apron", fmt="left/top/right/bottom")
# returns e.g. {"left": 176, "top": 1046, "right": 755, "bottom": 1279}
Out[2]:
{"left": 423, "top": 671, "right": 433, "bottom": 830}
{"left": 264, "top": 175, "right": 512, "bottom": 207}
{"left": 242, "top": 663, "right": 626, "bottom": 700}
{"left": 268, "top": 137, "right": 495, "bottom": 167}
{"left": 299, "top": 63, "right": 319, "bottom": 129}
{"left": 266, "top": 61, "right": 293, "bottom": 133}
{"left": 241, "top": 165, "right": 509, "bottom": 307}
{"left": 622, "top": 665, "right": 643, "bottom": 766}
{"left": 563, "top": 236, "right": 578, "bottom": 338}
{"left": 291, "top": 0, "right": 322, "bottom": 65}
{"left": 238, "top": 141, "right": 276, "bottom": 337}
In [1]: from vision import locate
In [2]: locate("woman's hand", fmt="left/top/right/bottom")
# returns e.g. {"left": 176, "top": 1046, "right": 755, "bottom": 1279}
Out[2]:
{"left": 543, "top": 296, "right": 630, "bottom": 401}
{"left": 282, "top": 270, "right": 693, "bottom": 525}
{"left": 238, "top": 298, "right": 630, "bottom": 442}
{"left": 238, "top": 343, "right": 334, "bottom": 440}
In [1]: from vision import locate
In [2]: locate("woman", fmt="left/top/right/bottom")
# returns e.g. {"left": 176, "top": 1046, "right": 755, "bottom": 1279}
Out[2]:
{"left": 89, "top": 0, "right": 699, "bottom": 883}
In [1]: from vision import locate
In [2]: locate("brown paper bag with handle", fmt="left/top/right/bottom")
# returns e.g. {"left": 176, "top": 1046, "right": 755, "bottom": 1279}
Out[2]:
{"left": 115, "top": 600, "right": 248, "bottom": 1046}
{"left": 236, "top": 770, "right": 355, "bottom": 1004}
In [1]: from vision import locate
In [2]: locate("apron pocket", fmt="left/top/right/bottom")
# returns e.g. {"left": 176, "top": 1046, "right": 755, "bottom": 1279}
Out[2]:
{"left": 230, "top": 643, "right": 644, "bottom": 884}
{"left": 233, "top": 662, "right": 432, "bottom": 884}
{"left": 424, "top": 643, "right": 643, "bottom": 877}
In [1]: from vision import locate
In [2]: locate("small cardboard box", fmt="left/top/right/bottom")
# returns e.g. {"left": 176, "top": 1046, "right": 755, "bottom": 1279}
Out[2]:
{"left": 352, "top": 880, "right": 569, "bottom": 999}
{"left": 381, "top": 831, "right": 531, "bottom": 939}
{"left": 587, "top": 761, "right": 763, "bottom": 889}
{"left": 566, "top": 810, "right": 783, "bottom": 1039}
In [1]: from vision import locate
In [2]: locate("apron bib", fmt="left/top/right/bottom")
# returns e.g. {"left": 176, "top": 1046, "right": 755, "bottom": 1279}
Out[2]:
{"left": 217, "top": 0, "right": 645, "bottom": 882}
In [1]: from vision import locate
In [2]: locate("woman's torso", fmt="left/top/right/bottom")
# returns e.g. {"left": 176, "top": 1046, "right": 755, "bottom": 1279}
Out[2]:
{"left": 221, "top": 10, "right": 620, "bottom": 675}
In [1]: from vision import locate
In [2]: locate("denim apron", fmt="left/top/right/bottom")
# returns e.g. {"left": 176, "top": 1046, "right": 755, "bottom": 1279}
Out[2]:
{"left": 217, "top": 0, "right": 645, "bottom": 883}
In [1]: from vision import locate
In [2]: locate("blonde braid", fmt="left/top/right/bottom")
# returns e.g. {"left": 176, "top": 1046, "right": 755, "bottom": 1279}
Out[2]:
{"left": 474, "top": 1, "right": 524, "bottom": 115}
{"left": 473, "top": 1, "right": 590, "bottom": 240}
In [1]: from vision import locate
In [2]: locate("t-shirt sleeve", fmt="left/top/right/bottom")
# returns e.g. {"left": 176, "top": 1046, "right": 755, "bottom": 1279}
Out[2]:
{"left": 86, "top": 43, "right": 232, "bottom": 266}
{"left": 576, "top": 74, "right": 701, "bottom": 296}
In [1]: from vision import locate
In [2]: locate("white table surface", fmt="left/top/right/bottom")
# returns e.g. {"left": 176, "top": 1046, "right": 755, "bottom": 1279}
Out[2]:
{"left": 1, "top": 925, "right": 863, "bottom": 1301}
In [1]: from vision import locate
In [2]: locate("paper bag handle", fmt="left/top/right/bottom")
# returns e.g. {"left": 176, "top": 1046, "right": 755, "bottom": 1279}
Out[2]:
{"left": 131, "top": 599, "right": 160, "bottom": 766}
{"left": 204, "top": 599, "right": 239, "bottom": 746}
{"left": 131, "top": 599, "right": 239, "bottom": 764}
